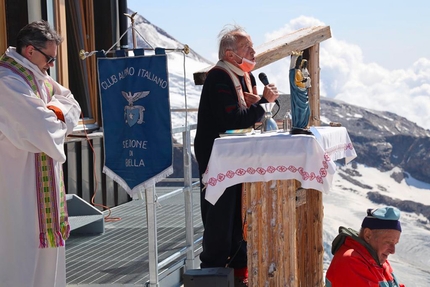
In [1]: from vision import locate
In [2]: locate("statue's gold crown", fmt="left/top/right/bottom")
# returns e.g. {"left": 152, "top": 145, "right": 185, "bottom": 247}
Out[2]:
{"left": 291, "top": 50, "right": 304, "bottom": 56}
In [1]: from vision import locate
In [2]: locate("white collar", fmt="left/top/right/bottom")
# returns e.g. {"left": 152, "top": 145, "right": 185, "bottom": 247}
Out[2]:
{"left": 217, "top": 60, "right": 245, "bottom": 77}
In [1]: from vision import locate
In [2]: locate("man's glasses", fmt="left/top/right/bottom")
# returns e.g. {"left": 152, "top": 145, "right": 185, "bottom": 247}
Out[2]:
{"left": 33, "top": 46, "right": 56, "bottom": 64}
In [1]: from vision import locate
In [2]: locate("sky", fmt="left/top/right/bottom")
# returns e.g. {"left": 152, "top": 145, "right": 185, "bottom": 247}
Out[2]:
{"left": 127, "top": 0, "right": 430, "bottom": 130}
{"left": 127, "top": 0, "right": 430, "bottom": 70}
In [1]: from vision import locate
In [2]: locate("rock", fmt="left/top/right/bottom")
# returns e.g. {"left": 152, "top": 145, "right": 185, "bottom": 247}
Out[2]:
{"left": 321, "top": 97, "right": 430, "bottom": 184}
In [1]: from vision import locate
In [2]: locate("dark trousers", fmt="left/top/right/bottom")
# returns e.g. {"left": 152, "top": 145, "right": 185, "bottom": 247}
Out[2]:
{"left": 199, "top": 182, "right": 247, "bottom": 269}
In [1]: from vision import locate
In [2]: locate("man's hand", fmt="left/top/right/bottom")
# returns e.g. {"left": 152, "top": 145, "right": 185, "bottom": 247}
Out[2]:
{"left": 243, "top": 92, "right": 260, "bottom": 107}
{"left": 47, "top": 105, "right": 65, "bottom": 122}
{"left": 262, "top": 83, "right": 279, "bottom": 103}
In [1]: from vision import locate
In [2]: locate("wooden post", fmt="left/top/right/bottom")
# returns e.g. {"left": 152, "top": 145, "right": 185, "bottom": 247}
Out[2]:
{"left": 0, "top": 0, "right": 6, "bottom": 54}
{"left": 308, "top": 44, "right": 320, "bottom": 127}
{"left": 296, "top": 189, "right": 324, "bottom": 286}
{"left": 53, "top": 0, "right": 68, "bottom": 87}
{"left": 245, "top": 180, "right": 298, "bottom": 286}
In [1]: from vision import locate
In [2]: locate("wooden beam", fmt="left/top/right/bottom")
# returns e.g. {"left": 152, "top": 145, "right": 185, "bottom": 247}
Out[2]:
{"left": 54, "top": 0, "right": 69, "bottom": 87}
{"left": 193, "top": 26, "right": 331, "bottom": 85}
{"left": 308, "top": 44, "right": 321, "bottom": 127}
{"left": 0, "top": 0, "right": 7, "bottom": 53}
{"left": 84, "top": 0, "right": 99, "bottom": 124}
{"left": 254, "top": 26, "right": 331, "bottom": 70}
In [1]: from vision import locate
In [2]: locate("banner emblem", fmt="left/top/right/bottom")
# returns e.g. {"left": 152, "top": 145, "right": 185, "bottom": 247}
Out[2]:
{"left": 98, "top": 54, "right": 173, "bottom": 196}
{"left": 122, "top": 91, "right": 149, "bottom": 126}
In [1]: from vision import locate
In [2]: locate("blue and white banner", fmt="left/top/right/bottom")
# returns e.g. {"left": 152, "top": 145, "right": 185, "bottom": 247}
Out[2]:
{"left": 97, "top": 53, "right": 173, "bottom": 196}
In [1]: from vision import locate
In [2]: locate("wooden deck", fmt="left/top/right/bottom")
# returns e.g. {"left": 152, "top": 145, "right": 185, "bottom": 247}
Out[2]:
{"left": 66, "top": 188, "right": 203, "bottom": 287}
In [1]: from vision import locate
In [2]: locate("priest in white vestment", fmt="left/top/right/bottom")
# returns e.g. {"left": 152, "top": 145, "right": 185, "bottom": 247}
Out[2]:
{"left": 0, "top": 20, "right": 81, "bottom": 287}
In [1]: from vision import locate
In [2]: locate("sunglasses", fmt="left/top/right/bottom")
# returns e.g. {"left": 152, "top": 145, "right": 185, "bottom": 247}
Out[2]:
{"left": 33, "top": 46, "right": 56, "bottom": 64}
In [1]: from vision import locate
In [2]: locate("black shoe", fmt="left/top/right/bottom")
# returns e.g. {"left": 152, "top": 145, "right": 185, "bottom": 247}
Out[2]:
{"left": 291, "top": 128, "right": 313, "bottom": 135}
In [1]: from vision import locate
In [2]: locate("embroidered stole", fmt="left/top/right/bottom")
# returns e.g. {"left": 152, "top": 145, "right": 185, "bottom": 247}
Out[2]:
{"left": 212, "top": 61, "right": 254, "bottom": 241}
{"left": 214, "top": 61, "right": 253, "bottom": 110}
{"left": 0, "top": 54, "right": 70, "bottom": 248}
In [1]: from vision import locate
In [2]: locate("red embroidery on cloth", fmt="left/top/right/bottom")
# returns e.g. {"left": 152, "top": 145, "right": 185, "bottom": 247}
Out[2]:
{"left": 267, "top": 166, "right": 276, "bottom": 173}
{"left": 325, "top": 143, "right": 354, "bottom": 156}
{"left": 236, "top": 168, "right": 246, "bottom": 176}
{"left": 205, "top": 156, "right": 331, "bottom": 188}
{"left": 323, "top": 161, "right": 329, "bottom": 170}
{"left": 217, "top": 173, "right": 225, "bottom": 181}
{"left": 226, "top": 170, "right": 236, "bottom": 178}
{"left": 276, "top": 166, "right": 287, "bottom": 172}
{"left": 288, "top": 166, "right": 298, "bottom": 173}
{"left": 320, "top": 168, "right": 328, "bottom": 178}
{"left": 256, "top": 167, "right": 266, "bottom": 175}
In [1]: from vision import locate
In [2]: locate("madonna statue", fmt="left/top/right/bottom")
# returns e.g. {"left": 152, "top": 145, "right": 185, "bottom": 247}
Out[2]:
{"left": 289, "top": 51, "right": 312, "bottom": 135}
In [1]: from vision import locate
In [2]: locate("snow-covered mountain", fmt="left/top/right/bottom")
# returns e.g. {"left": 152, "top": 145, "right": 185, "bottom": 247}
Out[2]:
{"left": 127, "top": 10, "right": 430, "bottom": 286}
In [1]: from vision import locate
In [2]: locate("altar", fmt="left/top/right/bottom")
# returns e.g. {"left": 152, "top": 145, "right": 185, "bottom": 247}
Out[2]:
{"left": 202, "top": 126, "right": 356, "bottom": 286}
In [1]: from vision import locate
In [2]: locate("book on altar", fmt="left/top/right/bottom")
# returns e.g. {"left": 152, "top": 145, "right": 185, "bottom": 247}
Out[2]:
{"left": 220, "top": 128, "right": 256, "bottom": 137}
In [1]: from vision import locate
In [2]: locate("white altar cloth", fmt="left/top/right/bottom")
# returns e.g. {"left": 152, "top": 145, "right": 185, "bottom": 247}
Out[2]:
{"left": 310, "top": 126, "right": 357, "bottom": 164}
{"left": 202, "top": 127, "right": 356, "bottom": 205}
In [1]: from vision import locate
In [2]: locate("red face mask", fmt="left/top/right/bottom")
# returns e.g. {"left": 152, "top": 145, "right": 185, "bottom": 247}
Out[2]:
{"left": 233, "top": 52, "right": 256, "bottom": 72}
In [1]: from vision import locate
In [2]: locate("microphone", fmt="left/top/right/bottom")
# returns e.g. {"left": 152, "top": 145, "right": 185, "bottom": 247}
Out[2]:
{"left": 258, "top": 72, "right": 270, "bottom": 86}
{"left": 258, "top": 72, "right": 279, "bottom": 107}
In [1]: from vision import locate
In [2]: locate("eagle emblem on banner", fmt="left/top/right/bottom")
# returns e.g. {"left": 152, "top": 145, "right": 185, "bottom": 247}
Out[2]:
{"left": 122, "top": 91, "right": 149, "bottom": 127}
{"left": 97, "top": 53, "right": 173, "bottom": 196}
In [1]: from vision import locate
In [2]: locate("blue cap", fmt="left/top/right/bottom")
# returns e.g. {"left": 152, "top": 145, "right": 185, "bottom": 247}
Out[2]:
{"left": 361, "top": 206, "right": 402, "bottom": 232}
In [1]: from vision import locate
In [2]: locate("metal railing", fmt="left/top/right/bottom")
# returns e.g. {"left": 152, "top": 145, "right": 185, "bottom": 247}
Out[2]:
{"left": 146, "top": 123, "right": 201, "bottom": 287}
{"left": 65, "top": 116, "right": 202, "bottom": 287}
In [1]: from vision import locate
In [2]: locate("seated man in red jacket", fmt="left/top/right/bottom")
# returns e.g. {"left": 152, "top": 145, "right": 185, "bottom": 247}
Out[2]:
{"left": 325, "top": 206, "right": 405, "bottom": 287}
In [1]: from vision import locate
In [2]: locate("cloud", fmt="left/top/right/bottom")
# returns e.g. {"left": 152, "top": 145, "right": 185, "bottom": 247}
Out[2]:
{"left": 259, "top": 16, "right": 430, "bottom": 130}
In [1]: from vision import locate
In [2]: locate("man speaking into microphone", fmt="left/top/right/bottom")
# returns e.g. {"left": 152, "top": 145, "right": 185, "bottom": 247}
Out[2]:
{"left": 258, "top": 72, "right": 280, "bottom": 108}
{"left": 194, "top": 24, "right": 278, "bottom": 286}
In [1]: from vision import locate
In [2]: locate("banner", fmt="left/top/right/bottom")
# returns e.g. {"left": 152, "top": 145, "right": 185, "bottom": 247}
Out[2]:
{"left": 97, "top": 53, "right": 173, "bottom": 196}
